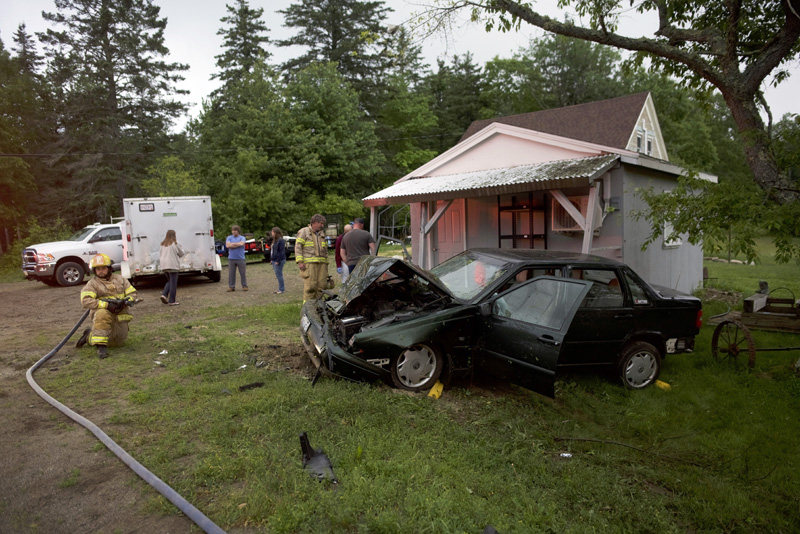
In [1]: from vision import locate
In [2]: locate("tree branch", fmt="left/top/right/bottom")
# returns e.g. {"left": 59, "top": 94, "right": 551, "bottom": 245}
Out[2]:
{"left": 490, "top": 0, "right": 726, "bottom": 88}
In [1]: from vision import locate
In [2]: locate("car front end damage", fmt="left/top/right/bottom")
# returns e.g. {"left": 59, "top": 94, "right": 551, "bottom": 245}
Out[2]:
{"left": 299, "top": 257, "right": 459, "bottom": 390}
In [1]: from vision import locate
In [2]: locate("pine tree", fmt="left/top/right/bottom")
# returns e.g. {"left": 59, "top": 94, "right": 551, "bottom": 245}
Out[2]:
{"left": 420, "top": 54, "right": 485, "bottom": 154}
{"left": 213, "top": 0, "right": 271, "bottom": 89}
{"left": 38, "top": 0, "right": 189, "bottom": 223}
{"left": 277, "top": 0, "right": 392, "bottom": 110}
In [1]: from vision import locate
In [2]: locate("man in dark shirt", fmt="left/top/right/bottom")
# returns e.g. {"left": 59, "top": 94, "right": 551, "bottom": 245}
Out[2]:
{"left": 340, "top": 218, "right": 375, "bottom": 274}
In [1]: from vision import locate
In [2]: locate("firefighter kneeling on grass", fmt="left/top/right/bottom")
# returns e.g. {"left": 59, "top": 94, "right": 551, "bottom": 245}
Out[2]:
{"left": 75, "top": 253, "right": 137, "bottom": 359}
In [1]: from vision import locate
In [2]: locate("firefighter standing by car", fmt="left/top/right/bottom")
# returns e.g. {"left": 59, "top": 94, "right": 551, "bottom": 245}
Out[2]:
{"left": 75, "top": 253, "right": 137, "bottom": 359}
{"left": 295, "top": 214, "right": 329, "bottom": 302}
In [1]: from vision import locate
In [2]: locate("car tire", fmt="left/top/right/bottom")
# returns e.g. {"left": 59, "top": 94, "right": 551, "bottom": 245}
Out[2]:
{"left": 55, "top": 261, "right": 85, "bottom": 287}
{"left": 617, "top": 341, "right": 661, "bottom": 389}
{"left": 390, "top": 343, "right": 443, "bottom": 392}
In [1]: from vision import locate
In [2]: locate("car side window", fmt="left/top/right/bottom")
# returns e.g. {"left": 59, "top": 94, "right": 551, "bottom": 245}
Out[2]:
{"left": 497, "top": 267, "right": 563, "bottom": 293}
{"left": 579, "top": 269, "right": 624, "bottom": 308}
{"left": 623, "top": 272, "right": 651, "bottom": 305}
{"left": 94, "top": 228, "right": 122, "bottom": 242}
{"left": 493, "top": 278, "right": 586, "bottom": 330}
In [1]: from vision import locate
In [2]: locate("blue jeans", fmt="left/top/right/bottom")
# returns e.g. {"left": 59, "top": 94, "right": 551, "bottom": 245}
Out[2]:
{"left": 228, "top": 259, "right": 247, "bottom": 288}
{"left": 162, "top": 271, "right": 178, "bottom": 303}
{"left": 272, "top": 259, "right": 285, "bottom": 292}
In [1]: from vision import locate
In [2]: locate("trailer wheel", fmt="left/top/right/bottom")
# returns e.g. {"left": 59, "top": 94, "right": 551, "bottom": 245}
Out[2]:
{"left": 712, "top": 319, "right": 756, "bottom": 369}
{"left": 207, "top": 270, "right": 221, "bottom": 283}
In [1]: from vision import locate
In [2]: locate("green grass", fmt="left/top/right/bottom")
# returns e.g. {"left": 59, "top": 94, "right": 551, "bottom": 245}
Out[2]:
{"left": 21, "top": 241, "right": 800, "bottom": 533}
{"left": 704, "top": 236, "right": 800, "bottom": 299}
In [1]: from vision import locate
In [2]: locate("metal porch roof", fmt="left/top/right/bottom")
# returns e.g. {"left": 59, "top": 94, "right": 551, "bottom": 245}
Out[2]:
{"left": 363, "top": 154, "right": 620, "bottom": 206}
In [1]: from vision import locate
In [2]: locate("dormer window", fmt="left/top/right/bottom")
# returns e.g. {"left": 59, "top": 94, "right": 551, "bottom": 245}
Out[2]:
{"left": 636, "top": 135, "right": 642, "bottom": 152}
{"left": 647, "top": 139, "right": 653, "bottom": 155}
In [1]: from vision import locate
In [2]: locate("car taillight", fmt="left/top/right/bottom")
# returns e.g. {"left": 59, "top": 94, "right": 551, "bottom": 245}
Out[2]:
{"left": 696, "top": 309, "right": 703, "bottom": 328}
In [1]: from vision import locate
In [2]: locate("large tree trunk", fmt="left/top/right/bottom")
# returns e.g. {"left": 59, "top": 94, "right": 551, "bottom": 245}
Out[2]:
{"left": 723, "top": 88, "right": 800, "bottom": 204}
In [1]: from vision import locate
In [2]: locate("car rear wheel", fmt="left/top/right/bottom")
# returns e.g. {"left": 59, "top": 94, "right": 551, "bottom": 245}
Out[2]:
{"left": 55, "top": 261, "right": 85, "bottom": 287}
{"left": 390, "top": 343, "right": 443, "bottom": 392}
{"left": 617, "top": 341, "right": 661, "bottom": 389}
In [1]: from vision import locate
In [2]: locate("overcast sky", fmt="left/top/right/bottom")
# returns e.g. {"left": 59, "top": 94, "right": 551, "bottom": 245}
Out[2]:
{"left": 3, "top": 0, "right": 798, "bottom": 131}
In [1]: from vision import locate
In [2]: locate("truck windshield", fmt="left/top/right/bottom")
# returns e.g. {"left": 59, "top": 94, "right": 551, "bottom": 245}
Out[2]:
{"left": 67, "top": 227, "right": 96, "bottom": 241}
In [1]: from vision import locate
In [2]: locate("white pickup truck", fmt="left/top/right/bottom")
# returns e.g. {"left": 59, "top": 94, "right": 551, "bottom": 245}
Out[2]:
{"left": 22, "top": 223, "right": 125, "bottom": 287}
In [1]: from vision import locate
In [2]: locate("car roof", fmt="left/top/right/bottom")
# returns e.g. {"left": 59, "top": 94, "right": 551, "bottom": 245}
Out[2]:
{"left": 468, "top": 248, "right": 625, "bottom": 268}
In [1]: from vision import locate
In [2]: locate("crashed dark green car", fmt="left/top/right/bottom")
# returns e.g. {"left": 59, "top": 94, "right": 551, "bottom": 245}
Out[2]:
{"left": 300, "top": 249, "right": 702, "bottom": 397}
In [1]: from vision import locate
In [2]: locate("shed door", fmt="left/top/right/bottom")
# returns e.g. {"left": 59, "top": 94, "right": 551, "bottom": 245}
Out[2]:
{"left": 434, "top": 199, "right": 464, "bottom": 265}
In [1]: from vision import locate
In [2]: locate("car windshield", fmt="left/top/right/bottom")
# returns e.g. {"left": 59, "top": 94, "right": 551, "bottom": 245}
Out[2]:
{"left": 67, "top": 227, "right": 96, "bottom": 241}
{"left": 430, "top": 252, "right": 511, "bottom": 300}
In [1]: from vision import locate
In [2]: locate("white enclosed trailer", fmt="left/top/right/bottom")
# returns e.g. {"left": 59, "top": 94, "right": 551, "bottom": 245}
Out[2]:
{"left": 121, "top": 196, "right": 222, "bottom": 283}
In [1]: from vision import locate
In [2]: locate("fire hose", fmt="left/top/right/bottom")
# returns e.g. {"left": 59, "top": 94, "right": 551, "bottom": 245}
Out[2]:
{"left": 26, "top": 304, "right": 227, "bottom": 534}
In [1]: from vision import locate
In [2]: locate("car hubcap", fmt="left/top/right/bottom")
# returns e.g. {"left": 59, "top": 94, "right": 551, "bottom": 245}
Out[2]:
{"left": 396, "top": 345, "right": 436, "bottom": 388}
{"left": 624, "top": 351, "right": 657, "bottom": 387}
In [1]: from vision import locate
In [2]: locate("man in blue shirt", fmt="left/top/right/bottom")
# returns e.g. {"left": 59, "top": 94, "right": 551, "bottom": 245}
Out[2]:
{"left": 226, "top": 225, "right": 248, "bottom": 291}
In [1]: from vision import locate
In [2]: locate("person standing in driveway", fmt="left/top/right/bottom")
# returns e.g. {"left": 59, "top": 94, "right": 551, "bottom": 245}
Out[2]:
{"left": 295, "top": 214, "right": 329, "bottom": 302}
{"left": 334, "top": 223, "right": 352, "bottom": 284}
{"left": 270, "top": 226, "right": 286, "bottom": 294}
{"left": 341, "top": 217, "right": 375, "bottom": 275}
{"left": 159, "top": 229, "right": 185, "bottom": 306}
{"left": 226, "top": 225, "right": 248, "bottom": 292}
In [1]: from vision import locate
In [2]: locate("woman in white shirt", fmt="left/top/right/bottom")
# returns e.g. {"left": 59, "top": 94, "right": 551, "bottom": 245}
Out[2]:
{"left": 159, "top": 229, "right": 185, "bottom": 306}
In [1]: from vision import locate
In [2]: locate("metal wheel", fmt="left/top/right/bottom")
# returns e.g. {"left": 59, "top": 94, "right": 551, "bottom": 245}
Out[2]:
{"left": 55, "top": 261, "right": 85, "bottom": 286}
{"left": 390, "top": 343, "right": 442, "bottom": 392}
{"left": 712, "top": 319, "right": 756, "bottom": 369}
{"left": 617, "top": 341, "right": 661, "bottom": 389}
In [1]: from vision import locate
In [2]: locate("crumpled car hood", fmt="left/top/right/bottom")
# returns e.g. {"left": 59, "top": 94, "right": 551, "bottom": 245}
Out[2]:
{"left": 339, "top": 256, "right": 453, "bottom": 307}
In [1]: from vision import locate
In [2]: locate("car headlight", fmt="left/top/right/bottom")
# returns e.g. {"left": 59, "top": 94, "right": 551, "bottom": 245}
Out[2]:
{"left": 36, "top": 253, "right": 55, "bottom": 263}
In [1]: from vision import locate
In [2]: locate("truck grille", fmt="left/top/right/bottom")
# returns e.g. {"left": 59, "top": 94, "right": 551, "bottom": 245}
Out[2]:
{"left": 22, "top": 248, "right": 37, "bottom": 264}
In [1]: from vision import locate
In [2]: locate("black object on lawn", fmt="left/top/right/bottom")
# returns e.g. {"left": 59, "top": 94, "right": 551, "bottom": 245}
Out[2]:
{"left": 299, "top": 432, "right": 338, "bottom": 485}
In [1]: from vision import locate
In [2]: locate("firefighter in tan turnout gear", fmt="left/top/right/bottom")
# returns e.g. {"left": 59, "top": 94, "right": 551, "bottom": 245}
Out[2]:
{"left": 295, "top": 214, "right": 330, "bottom": 302}
{"left": 75, "top": 253, "right": 137, "bottom": 358}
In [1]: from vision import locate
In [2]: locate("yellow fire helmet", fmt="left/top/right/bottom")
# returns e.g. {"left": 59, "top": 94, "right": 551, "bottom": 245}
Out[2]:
{"left": 89, "top": 253, "right": 113, "bottom": 273}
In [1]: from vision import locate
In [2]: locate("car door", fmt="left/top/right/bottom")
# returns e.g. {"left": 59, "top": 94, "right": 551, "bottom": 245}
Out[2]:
{"left": 86, "top": 227, "right": 124, "bottom": 265}
{"left": 474, "top": 276, "right": 591, "bottom": 398}
{"left": 561, "top": 267, "right": 633, "bottom": 366}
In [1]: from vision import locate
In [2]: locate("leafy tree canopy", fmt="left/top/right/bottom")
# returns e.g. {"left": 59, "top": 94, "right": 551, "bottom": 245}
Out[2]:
{"left": 427, "top": 0, "right": 800, "bottom": 204}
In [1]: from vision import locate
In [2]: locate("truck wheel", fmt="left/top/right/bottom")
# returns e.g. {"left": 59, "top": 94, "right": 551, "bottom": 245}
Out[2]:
{"left": 55, "top": 262, "right": 85, "bottom": 287}
{"left": 207, "top": 270, "right": 221, "bottom": 283}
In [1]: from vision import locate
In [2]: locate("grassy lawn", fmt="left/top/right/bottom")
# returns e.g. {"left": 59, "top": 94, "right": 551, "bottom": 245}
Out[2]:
{"left": 21, "top": 242, "right": 800, "bottom": 533}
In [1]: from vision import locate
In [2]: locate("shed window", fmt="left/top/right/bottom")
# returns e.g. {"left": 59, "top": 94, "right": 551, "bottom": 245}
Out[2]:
{"left": 663, "top": 222, "right": 682, "bottom": 248}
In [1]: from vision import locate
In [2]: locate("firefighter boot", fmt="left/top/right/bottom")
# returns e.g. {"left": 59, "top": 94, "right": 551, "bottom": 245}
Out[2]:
{"left": 97, "top": 345, "right": 109, "bottom": 359}
{"left": 76, "top": 328, "right": 91, "bottom": 348}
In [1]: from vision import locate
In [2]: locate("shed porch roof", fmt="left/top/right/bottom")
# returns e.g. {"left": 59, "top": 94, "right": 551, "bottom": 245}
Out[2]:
{"left": 363, "top": 154, "right": 619, "bottom": 207}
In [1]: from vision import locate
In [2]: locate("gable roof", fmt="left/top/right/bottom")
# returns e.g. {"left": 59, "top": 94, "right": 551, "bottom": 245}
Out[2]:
{"left": 460, "top": 92, "right": 650, "bottom": 150}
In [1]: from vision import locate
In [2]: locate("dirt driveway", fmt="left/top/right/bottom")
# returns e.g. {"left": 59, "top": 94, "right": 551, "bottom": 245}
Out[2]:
{"left": 0, "top": 261, "right": 304, "bottom": 533}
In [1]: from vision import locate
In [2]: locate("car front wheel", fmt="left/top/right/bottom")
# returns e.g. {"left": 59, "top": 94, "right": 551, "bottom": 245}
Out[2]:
{"left": 390, "top": 343, "right": 443, "bottom": 392}
{"left": 617, "top": 341, "right": 661, "bottom": 389}
{"left": 56, "top": 261, "right": 85, "bottom": 286}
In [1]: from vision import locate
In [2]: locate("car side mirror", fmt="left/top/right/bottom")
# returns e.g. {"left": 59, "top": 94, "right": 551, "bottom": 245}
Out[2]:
{"left": 478, "top": 302, "right": 492, "bottom": 316}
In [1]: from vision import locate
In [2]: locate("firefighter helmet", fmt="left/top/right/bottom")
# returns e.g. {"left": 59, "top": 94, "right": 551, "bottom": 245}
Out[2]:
{"left": 89, "top": 253, "right": 113, "bottom": 274}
